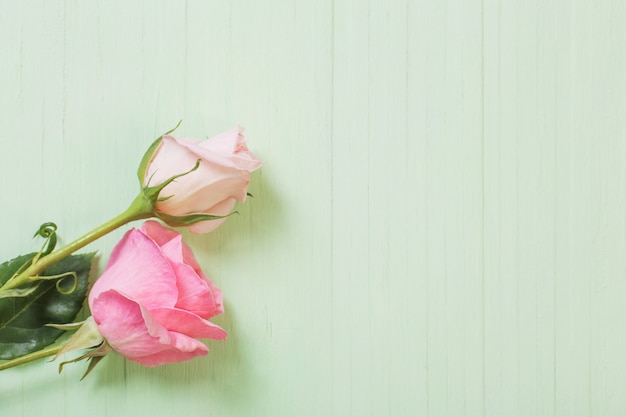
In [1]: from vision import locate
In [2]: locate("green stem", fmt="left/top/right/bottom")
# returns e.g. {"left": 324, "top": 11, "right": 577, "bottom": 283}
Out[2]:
{"left": 0, "top": 344, "right": 64, "bottom": 371}
{"left": 0, "top": 193, "right": 153, "bottom": 293}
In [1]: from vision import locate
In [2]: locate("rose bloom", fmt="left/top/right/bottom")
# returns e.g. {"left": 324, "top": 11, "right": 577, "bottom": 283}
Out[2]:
{"left": 88, "top": 220, "right": 226, "bottom": 367}
{"left": 144, "top": 126, "right": 262, "bottom": 233}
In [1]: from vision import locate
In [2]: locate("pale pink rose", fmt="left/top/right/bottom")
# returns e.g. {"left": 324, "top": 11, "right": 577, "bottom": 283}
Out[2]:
{"left": 144, "top": 126, "right": 262, "bottom": 233}
{"left": 88, "top": 220, "right": 226, "bottom": 367}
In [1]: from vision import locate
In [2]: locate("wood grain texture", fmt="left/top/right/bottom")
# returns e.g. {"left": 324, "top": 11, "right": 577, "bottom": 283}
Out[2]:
{"left": 1, "top": 0, "right": 626, "bottom": 416}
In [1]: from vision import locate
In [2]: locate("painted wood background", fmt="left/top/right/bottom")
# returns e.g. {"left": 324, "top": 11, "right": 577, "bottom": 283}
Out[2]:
{"left": 1, "top": 1, "right": 625, "bottom": 416}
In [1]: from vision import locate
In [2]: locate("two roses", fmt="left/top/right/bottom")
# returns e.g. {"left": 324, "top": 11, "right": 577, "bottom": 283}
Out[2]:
{"left": 74, "top": 126, "right": 261, "bottom": 367}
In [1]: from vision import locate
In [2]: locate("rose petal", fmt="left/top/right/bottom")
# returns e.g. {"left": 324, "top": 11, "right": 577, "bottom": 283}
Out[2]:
{"left": 154, "top": 154, "right": 250, "bottom": 216}
{"left": 142, "top": 220, "right": 198, "bottom": 268}
{"left": 156, "top": 233, "right": 185, "bottom": 264}
{"left": 185, "top": 127, "right": 263, "bottom": 171}
{"left": 142, "top": 220, "right": 206, "bottom": 276}
{"left": 139, "top": 221, "right": 222, "bottom": 316}
{"left": 206, "top": 279, "right": 225, "bottom": 316}
{"left": 92, "top": 290, "right": 214, "bottom": 367}
{"left": 88, "top": 229, "right": 178, "bottom": 309}
{"left": 144, "top": 136, "right": 199, "bottom": 190}
{"left": 129, "top": 332, "right": 209, "bottom": 367}
{"left": 91, "top": 289, "right": 172, "bottom": 358}
{"left": 187, "top": 198, "right": 237, "bottom": 234}
{"left": 171, "top": 262, "right": 222, "bottom": 317}
{"left": 141, "top": 220, "right": 179, "bottom": 248}
{"left": 151, "top": 307, "right": 227, "bottom": 340}
{"left": 197, "top": 127, "right": 243, "bottom": 153}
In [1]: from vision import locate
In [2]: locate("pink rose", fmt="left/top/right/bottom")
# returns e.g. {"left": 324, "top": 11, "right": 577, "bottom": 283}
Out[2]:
{"left": 88, "top": 220, "right": 226, "bottom": 367}
{"left": 143, "top": 126, "right": 262, "bottom": 233}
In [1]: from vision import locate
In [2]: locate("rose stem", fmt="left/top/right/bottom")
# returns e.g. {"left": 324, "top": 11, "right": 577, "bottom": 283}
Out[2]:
{"left": 0, "top": 193, "right": 153, "bottom": 292}
{"left": 0, "top": 344, "right": 63, "bottom": 371}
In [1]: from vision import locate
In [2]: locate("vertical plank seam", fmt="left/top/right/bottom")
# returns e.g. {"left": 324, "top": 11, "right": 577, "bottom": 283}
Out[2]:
{"left": 366, "top": 2, "right": 372, "bottom": 416}
{"left": 481, "top": 0, "right": 487, "bottom": 415}
{"left": 62, "top": 0, "right": 68, "bottom": 147}
{"left": 329, "top": 0, "right": 336, "bottom": 414}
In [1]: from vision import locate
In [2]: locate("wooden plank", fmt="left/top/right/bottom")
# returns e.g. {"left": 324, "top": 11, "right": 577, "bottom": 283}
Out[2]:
{"left": 1, "top": 1, "right": 626, "bottom": 416}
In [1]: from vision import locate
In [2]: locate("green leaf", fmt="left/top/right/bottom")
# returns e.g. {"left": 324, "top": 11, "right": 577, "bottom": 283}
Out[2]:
{"left": 0, "top": 253, "right": 94, "bottom": 360}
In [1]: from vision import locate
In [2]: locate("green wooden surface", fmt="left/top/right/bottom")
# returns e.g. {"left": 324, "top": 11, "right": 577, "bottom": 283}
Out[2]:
{"left": 1, "top": 0, "right": 626, "bottom": 416}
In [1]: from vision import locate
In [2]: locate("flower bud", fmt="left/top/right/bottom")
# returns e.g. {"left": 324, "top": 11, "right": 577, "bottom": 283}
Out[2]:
{"left": 137, "top": 125, "right": 262, "bottom": 233}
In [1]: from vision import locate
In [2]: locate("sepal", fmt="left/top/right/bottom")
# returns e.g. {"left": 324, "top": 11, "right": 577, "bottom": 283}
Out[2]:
{"left": 139, "top": 158, "right": 237, "bottom": 229}
{"left": 52, "top": 316, "right": 111, "bottom": 380}
{"left": 141, "top": 159, "right": 201, "bottom": 206}
{"left": 136, "top": 120, "right": 182, "bottom": 183}
{"left": 154, "top": 210, "right": 237, "bottom": 228}
{"left": 52, "top": 317, "right": 104, "bottom": 360}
